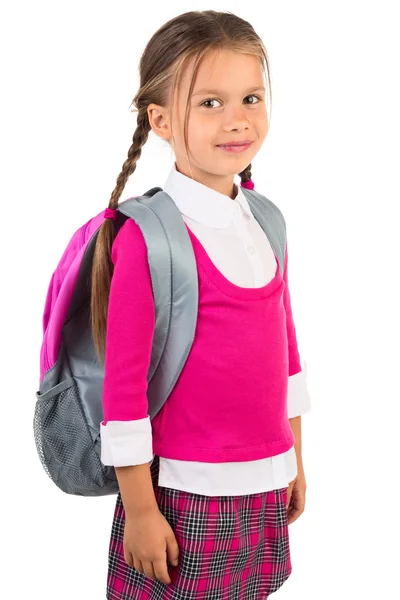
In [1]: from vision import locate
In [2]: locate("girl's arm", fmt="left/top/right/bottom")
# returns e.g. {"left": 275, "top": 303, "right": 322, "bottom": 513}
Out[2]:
{"left": 100, "top": 218, "right": 156, "bottom": 468}
{"left": 283, "top": 242, "right": 311, "bottom": 427}
{"left": 115, "top": 462, "right": 159, "bottom": 517}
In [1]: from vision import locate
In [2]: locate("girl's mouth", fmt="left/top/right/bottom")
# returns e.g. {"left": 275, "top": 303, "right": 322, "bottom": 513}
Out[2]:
{"left": 216, "top": 141, "right": 253, "bottom": 153}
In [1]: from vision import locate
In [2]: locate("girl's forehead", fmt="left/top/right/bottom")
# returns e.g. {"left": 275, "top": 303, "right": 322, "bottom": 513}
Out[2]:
{"left": 178, "top": 50, "right": 264, "bottom": 95}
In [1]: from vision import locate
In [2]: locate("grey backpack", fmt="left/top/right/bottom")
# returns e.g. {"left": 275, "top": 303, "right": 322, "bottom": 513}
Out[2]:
{"left": 33, "top": 186, "right": 287, "bottom": 496}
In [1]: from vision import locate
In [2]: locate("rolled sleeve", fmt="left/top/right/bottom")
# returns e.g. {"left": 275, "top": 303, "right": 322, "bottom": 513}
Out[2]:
{"left": 100, "top": 416, "right": 154, "bottom": 466}
{"left": 287, "top": 359, "right": 312, "bottom": 418}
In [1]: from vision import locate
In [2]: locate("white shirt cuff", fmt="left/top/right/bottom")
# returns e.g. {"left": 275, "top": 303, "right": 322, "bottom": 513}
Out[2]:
{"left": 100, "top": 416, "right": 154, "bottom": 466}
{"left": 287, "top": 359, "right": 312, "bottom": 418}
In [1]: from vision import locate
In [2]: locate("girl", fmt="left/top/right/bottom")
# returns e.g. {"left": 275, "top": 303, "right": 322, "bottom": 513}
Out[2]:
{"left": 93, "top": 10, "right": 311, "bottom": 600}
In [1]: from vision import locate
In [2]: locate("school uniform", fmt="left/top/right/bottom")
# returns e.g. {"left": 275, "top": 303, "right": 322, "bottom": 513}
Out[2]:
{"left": 101, "top": 163, "right": 311, "bottom": 599}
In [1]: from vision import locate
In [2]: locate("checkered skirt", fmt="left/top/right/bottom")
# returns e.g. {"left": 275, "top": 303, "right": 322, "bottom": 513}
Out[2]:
{"left": 106, "top": 455, "right": 292, "bottom": 599}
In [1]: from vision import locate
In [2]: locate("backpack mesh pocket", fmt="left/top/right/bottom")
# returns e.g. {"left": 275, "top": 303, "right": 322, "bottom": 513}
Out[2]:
{"left": 33, "top": 377, "right": 110, "bottom": 495}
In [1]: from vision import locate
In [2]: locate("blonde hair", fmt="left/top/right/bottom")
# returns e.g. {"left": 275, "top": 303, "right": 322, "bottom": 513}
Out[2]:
{"left": 91, "top": 10, "right": 272, "bottom": 362}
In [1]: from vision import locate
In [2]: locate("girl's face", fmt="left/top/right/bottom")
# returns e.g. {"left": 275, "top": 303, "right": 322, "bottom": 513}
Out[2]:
{"left": 170, "top": 48, "right": 269, "bottom": 195}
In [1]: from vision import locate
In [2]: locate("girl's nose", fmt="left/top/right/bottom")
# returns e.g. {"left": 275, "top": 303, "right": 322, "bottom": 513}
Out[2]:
{"left": 223, "top": 106, "right": 250, "bottom": 130}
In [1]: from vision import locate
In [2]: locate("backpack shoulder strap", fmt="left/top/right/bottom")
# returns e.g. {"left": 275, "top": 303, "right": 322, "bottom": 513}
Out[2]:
{"left": 240, "top": 188, "right": 287, "bottom": 276}
{"left": 118, "top": 188, "right": 198, "bottom": 419}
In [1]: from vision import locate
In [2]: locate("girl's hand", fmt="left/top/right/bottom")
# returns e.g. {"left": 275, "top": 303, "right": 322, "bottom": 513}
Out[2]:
{"left": 286, "top": 466, "right": 307, "bottom": 525}
{"left": 123, "top": 507, "right": 180, "bottom": 585}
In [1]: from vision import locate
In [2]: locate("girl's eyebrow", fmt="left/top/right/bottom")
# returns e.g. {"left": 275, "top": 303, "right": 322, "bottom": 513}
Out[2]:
{"left": 192, "top": 86, "right": 266, "bottom": 96}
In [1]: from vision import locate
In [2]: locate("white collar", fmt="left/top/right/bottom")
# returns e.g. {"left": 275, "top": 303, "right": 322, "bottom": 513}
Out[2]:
{"left": 163, "top": 162, "right": 253, "bottom": 229}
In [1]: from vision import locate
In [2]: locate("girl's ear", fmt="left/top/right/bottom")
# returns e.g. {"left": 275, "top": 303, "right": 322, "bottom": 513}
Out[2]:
{"left": 147, "top": 103, "right": 171, "bottom": 141}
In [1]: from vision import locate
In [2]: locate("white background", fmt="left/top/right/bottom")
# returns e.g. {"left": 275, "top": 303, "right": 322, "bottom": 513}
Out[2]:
{"left": 1, "top": 1, "right": 399, "bottom": 598}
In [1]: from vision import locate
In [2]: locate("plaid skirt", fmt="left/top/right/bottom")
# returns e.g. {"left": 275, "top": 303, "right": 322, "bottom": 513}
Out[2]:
{"left": 106, "top": 455, "right": 292, "bottom": 600}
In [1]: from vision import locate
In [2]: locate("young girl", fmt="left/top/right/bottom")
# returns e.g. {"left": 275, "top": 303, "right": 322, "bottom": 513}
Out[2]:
{"left": 93, "top": 10, "right": 311, "bottom": 600}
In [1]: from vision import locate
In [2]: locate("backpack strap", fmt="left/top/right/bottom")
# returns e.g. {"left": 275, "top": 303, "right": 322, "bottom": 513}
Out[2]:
{"left": 240, "top": 187, "right": 287, "bottom": 275}
{"left": 118, "top": 189, "right": 198, "bottom": 420}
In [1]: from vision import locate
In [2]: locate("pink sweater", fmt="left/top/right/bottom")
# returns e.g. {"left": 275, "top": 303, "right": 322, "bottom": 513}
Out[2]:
{"left": 102, "top": 217, "right": 301, "bottom": 463}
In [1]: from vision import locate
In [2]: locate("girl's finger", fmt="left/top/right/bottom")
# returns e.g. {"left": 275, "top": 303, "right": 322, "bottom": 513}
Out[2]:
{"left": 133, "top": 558, "right": 144, "bottom": 574}
{"left": 142, "top": 560, "right": 156, "bottom": 581}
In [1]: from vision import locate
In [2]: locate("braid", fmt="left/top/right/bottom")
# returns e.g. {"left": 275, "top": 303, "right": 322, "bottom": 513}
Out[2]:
{"left": 91, "top": 108, "right": 151, "bottom": 363}
{"left": 239, "top": 163, "right": 252, "bottom": 184}
{"left": 108, "top": 108, "right": 151, "bottom": 209}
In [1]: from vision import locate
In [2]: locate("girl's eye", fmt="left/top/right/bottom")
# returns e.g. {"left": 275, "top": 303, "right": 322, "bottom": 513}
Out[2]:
{"left": 244, "top": 94, "right": 262, "bottom": 104}
{"left": 200, "top": 95, "right": 262, "bottom": 108}
{"left": 200, "top": 98, "right": 222, "bottom": 108}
